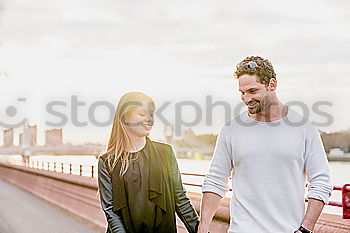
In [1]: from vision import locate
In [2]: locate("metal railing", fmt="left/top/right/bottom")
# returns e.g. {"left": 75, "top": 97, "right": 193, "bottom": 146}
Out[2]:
{"left": 25, "top": 160, "right": 97, "bottom": 178}
{"left": 1, "top": 159, "right": 349, "bottom": 219}
{"left": 0, "top": 158, "right": 97, "bottom": 178}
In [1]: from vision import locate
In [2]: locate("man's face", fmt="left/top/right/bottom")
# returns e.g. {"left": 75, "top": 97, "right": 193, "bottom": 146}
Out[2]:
{"left": 238, "top": 74, "right": 270, "bottom": 114}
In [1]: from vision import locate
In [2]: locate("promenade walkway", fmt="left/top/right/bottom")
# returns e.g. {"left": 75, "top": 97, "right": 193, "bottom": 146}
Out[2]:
{"left": 0, "top": 179, "right": 100, "bottom": 233}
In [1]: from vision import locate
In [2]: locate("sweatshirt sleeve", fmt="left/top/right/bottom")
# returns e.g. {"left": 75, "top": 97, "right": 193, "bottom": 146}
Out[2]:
{"left": 97, "top": 156, "right": 127, "bottom": 233}
{"left": 202, "top": 125, "right": 233, "bottom": 198}
{"left": 304, "top": 123, "right": 333, "bottom": 204}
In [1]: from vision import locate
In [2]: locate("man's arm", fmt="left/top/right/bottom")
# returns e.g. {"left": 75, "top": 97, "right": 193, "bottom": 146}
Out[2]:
{"left": 199, "top": 124, "right": 233, "bottom": 233}
{"left": 295, "top": 198, "right": 325, "bottom": 232}
{"left": 298, "top": 123, "right": 333, "bottom": 232}
{"left": 198, "top": 192, "right": 222, "bottom": 233}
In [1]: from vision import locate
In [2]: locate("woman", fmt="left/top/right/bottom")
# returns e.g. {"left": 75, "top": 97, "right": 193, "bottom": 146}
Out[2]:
{"left": 98, "top": 92, "right": 199, "bottom": 233}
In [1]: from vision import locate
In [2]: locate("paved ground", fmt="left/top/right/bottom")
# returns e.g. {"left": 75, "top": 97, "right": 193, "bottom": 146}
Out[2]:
{"left": 0, "top": 179, "right": 100, "bottom": 233}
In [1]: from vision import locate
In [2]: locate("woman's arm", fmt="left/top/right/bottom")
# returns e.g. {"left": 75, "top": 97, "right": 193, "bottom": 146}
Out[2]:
{"left": 98, "top": 157, "right": 127, "bottom": 233}
{"left": 169, "top": 147, "right": 199, "bottom": 233}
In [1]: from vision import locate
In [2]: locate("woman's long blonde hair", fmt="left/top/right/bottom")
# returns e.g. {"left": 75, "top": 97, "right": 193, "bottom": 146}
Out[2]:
{"left": 100, "top": 92, "right": 155, "bottom": 175}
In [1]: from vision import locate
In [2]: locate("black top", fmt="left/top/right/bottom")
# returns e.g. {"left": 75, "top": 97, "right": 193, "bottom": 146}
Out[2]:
{"left": 123, "top": 141, "right": 156, "bottom": 232}
{"left": 98, "top": 137, "right": 199, "bottom": 233}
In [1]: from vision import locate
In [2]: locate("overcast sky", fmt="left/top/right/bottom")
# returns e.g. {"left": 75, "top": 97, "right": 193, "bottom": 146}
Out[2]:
{"left": 0, "top": 0, "right": 350, "bottom": 144}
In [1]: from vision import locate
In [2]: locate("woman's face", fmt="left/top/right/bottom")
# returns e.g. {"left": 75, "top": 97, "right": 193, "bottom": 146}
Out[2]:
{"left": 124, "top": 100, "right": 155, "bottom": 138}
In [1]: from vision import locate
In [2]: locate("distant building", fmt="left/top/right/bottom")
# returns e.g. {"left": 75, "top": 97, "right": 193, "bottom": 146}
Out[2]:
{"left": 19, "top": 133, "right": 23, "bottom": 146}
{"left": 3, "top": 128, "right": 14, "bottom": 147}
{"left": 28, "top": 125, "right": 37, "bottom": 146}
{"left": 45, "top": 128, "right": 63, "bottom": 147}
{"left": 19, "top": 124, "right": 37, "bottom": 147}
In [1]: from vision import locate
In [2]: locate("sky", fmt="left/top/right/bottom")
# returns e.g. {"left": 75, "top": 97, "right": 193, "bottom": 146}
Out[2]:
{"left": 0, "top": 0, "right": 350, "bottom": 145}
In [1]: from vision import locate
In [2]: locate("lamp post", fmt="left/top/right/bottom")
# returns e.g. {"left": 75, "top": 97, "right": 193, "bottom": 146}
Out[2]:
{"left": 20, "top": 121, "right": 31, "bottom": 165}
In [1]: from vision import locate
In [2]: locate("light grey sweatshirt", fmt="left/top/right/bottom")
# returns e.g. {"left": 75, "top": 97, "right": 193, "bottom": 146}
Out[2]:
{"left": 202, "top": 108, "right": 333, "bottom": 233}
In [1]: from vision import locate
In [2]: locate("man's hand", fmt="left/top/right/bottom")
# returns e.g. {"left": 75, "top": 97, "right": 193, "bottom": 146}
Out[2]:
{"left": 198, "top": 192, "right": 222, "bottom": 233}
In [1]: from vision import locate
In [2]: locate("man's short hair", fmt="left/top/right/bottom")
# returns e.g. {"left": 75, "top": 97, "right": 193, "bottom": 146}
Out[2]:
{"left": 234, "top": 56, "right": 276, "bottom": 85}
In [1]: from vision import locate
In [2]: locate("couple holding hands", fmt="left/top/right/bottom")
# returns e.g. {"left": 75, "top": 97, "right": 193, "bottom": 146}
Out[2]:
{"left": 98, "top": 56, "right": 332, "bottom": 233}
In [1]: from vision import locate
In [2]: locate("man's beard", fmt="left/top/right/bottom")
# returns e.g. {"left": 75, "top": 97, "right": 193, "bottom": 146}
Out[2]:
{"left": 247, "top": 100, "right": 263, "bottom": 114}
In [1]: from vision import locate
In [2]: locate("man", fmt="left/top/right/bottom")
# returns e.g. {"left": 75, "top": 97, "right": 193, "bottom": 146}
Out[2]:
{"left": 199, "top": 56, "right": 333, "bottom": 233}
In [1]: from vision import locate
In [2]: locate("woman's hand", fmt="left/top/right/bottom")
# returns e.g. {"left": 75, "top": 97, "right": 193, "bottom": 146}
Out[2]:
{"left": 197, "top": 221, "right": 210, "bottom": 233}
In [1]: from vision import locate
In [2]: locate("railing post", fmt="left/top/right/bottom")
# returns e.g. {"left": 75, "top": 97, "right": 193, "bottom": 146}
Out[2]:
{"left": 342, "top": 184, "right": 350, "bottom": 219}
{"left": 42, "top": 161, "right": 44, "bottom": 170}
{"left": 47, "top": 162, "right": 50, "bottom": 171}
{"left": 36, "top": 161, "right": 39, "bottom": 169}
{"left": 79, "top": 165, "right": 83, "bottom": 176}
{"left": 54, "top": 162, "right": 56, "bottom": 172}
{"left": 91, "top": 166, "right": 94, "bottom": 178}
{"left": 61, "top": 163, "right": 64, "bottom": 173}
{"left": 69, "top": 164, "right": 72, "bottom": 174}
